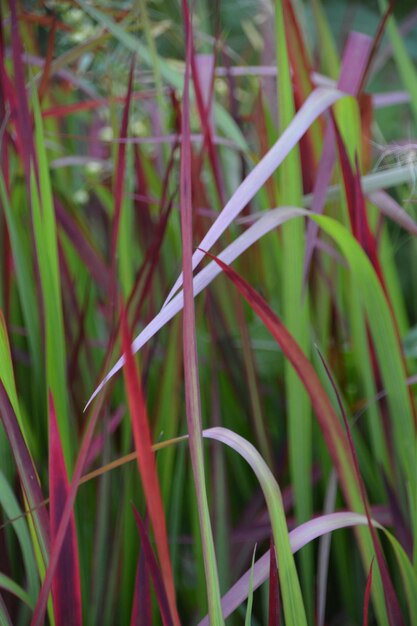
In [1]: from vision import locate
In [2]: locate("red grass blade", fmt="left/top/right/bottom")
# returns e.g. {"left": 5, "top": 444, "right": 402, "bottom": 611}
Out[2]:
{"left": 131, "top": 506, "right": 173, "bottom": 626}
{"left": 363, "top": 558, "right": 374, "bottom": 626}
{"left": 48, "top": 392, "right": 82, "bottom": 626}
{"left": 121, "top": 308, "right": 179, "bottom": 626}
{"left": 268, "top": 537, "right": 281, "bottom": 626}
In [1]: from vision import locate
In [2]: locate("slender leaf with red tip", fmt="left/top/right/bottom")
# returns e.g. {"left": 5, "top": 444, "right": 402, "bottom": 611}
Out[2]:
{"left": 48, "top": 392, "right": 82, "bottom": 626}
{"left": 121, "top": 308, "right": 179, "bottom": 626}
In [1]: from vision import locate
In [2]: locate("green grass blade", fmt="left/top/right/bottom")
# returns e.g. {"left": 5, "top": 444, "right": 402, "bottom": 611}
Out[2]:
{"left": 204, "top": 427, "right": 307, "bottom": 626}
{"left": 31, "top": 91, "right": 73, "bottom": 470}
{"left": 275, "top": 0, "right": 313, "bottom": 616}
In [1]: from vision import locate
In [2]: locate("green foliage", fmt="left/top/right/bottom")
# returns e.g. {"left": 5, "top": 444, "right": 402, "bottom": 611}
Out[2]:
{"left": 1, "top": 0, "right": 417, "bottom": 624}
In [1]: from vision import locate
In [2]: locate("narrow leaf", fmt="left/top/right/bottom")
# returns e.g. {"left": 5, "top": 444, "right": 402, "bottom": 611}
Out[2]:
{"left": 121, "top": 309, "right": 179, "bottom": 626}
{"left": 132, "top": 506, "right": 173, "bottom": 626}
{"left": 364, "top": 559, "right": 375, "bottom": 626}
{"left": 48, "top": 393, "right": 82, "bottom": 626}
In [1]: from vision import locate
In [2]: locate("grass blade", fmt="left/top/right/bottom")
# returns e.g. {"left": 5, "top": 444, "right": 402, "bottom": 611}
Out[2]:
{"left": 0, "top": 381, "right": 50, "bottom": 566}
{"left": 202, "top": 427, "right": 307, "bottom": 626}
{"left": 121, "top": 308, "right": 179, "bottom": 626}
{"left": 363, "top": 559, "right": 374, "bottom": 626}
{"left": 199, "top": 511, "right": 379, "bottom": 623}
{"left": 48, "top": 393, "right": 82, "bottom": 626}
{"left": 268, "top": 536, "right": 280, "bottom": 626}
{"left": 245, "top": 546, "right": 257, "bottom": 626}
{"left": 179, "top": 3, "right": 223, "bottom": 622}
{"left": 132, "top": 506, "right": 173, "bottom": 626}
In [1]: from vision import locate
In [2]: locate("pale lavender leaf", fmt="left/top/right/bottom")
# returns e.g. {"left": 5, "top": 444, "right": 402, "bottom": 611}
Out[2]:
{"left": 373, "top": 91, "right": 410, "bottom": 108}
{"left": 162, "top": 86, "right": 346, "bottom": 308}
{"left": 198, "top": 512, "right": 381, "bottom": 625}
{"left": 367, "top": 190, "right": 417, "bottom": 236}
{"left": 85, "top": 179, "right": 417, "bottom": 410}
{"left": 304, "top": 32, "right": 373, "bottom": 285}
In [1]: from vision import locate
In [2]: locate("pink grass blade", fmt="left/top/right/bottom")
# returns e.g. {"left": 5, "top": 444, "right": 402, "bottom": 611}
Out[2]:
{"left": 121, "top": 309, "right": 179, "bottom": 626}
{"left": 364, "top": 558, "right": 375, "bottom": 626}
{"left": 48, "top": 392, "right": 82, "bottom": 626}
{"left": 179, "top": 3, "right": 223, "bottom": 623}
{"left": 131, "top": 506, "right": 173, "bottom": 626}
